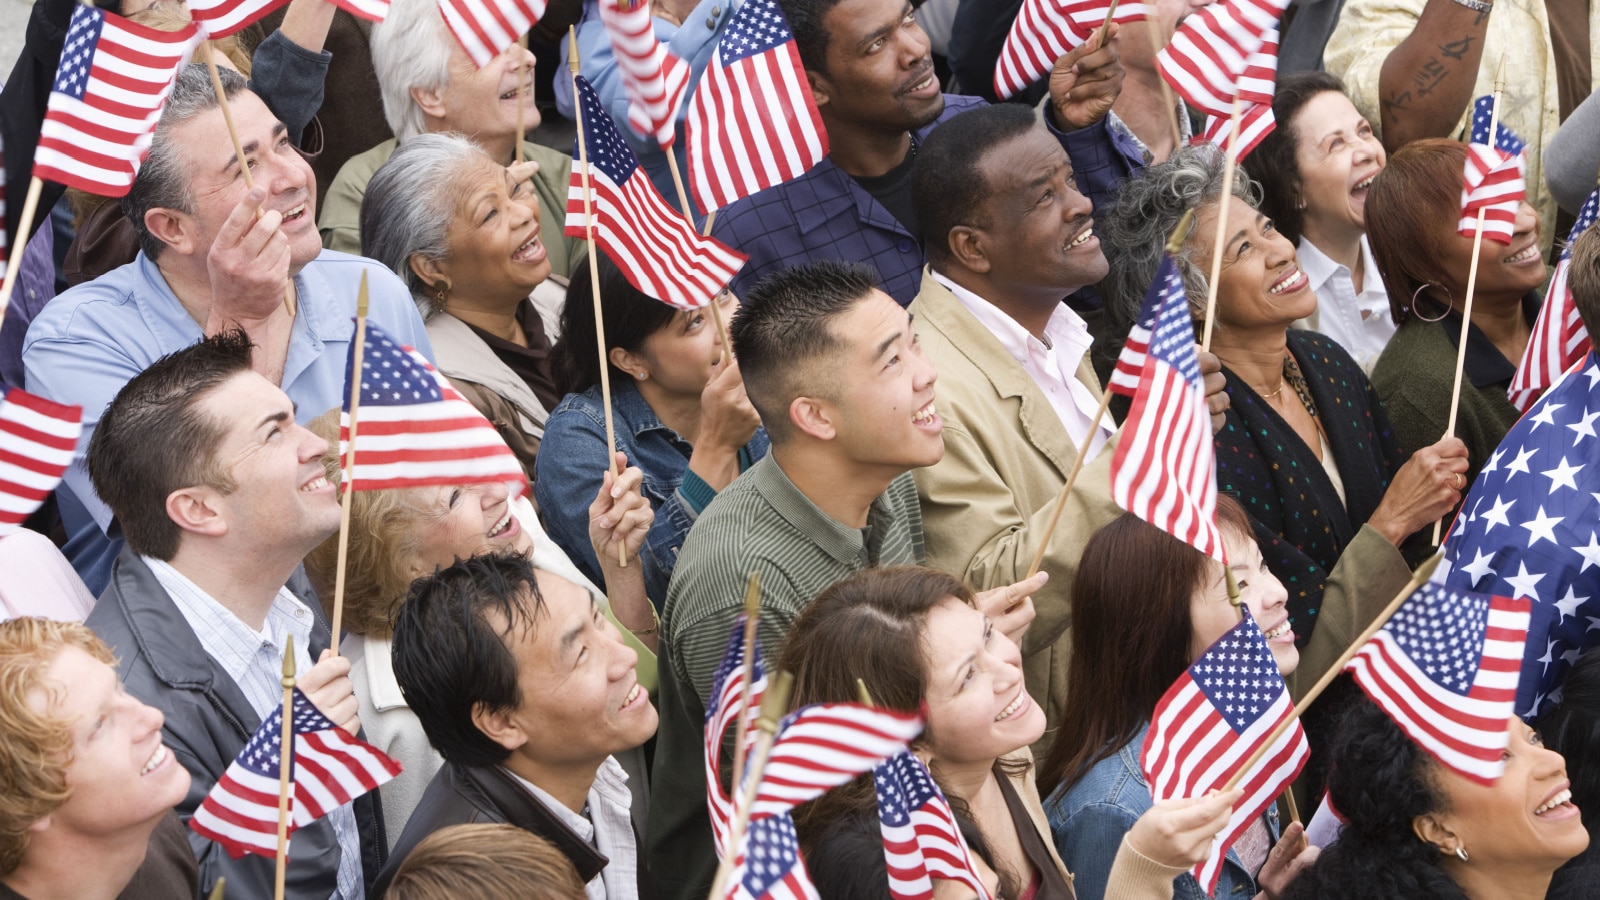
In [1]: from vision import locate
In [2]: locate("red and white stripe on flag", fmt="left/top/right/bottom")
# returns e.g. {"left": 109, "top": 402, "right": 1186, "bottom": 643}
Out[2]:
{"left": 34, "top": 6, "right": 202, "bottom": 197}
{"left": 993, "top": 0, "right": 1149, "bottom": 100}
{"left": 0, "top": 386, "right": 82, "bottom": 536}
{"left": 1459, "top": 145, "right": 1525, "bottom": 244}
{"left": 599, "top": 0, "right": 691, "bottom": 148}
{"left": 185, "top": 0, "right": 289, "bottom": 38}
{"left": 1197, "top": 33, "right": 1278, "bottom": 160}
{"left": 1156, "top": 0, "right": 1287, "bottom": 116}
{"left": 746, "top": 703, "right": 922, "bottom": 818}
{"left": 438, "top": 0, "right": 547, "bottom": 67}
{"left": 685, "top": 0, "right": 827, "bottom": 215}
{"left": 1509, "top": 189, "right": 1595, "bottom": 411}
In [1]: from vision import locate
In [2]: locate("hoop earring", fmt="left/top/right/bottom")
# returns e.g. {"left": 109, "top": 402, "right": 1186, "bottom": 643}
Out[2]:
{"left": 1410, "top": 283, "right": 1452, "bottom": 323}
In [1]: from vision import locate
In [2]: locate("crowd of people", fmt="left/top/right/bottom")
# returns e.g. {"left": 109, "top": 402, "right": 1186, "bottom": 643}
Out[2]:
{"left": 1, "top": 0, "right": 1598, "bottom": 895}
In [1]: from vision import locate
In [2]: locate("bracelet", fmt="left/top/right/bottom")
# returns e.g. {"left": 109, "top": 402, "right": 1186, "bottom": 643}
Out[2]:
{"left": 1449, "top": 0, "right": 1492, "bottom": 13}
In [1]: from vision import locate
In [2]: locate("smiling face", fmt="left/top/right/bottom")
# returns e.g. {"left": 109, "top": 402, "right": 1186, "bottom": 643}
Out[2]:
{"left": 631, "top": 291, "right": 739, "bottom": 398}
{"left": 1291, "top": 91, "right": 1386, "bottom": 238}
{"left": 811, "top": 0, "right": 942, "bottom": 134}
{"left": 1192, "top": 199, "right": 1317, "bottom": 332}
{"left": 1436, "top": 201, "right": 1546, "bottom": 305}
{"left": 1188, "top": 526, "right": 1296, "bottom": 675}
{"left": 405, "top": 480, "right": 535, "bottom": 579}
{"left": 429, "top": 39, "right": 540, "bottom": 146}
{"left": 27, "top": 646, "right": 191, "bottom": 846}
{"left": 920, "top": 598, "right": 1046, "bottom": 766}
{"left": 425, "top": 154, "right": 550, "bottom": 311}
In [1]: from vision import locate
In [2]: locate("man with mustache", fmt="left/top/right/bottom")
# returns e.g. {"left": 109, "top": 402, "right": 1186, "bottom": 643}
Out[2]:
{"left": 23, "top": 64, "right": 431, "bottom": 596}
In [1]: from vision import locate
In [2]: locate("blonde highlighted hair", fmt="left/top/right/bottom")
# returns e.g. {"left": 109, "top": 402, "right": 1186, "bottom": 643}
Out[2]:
{"left": 0, "top": 619, "right": 115, "bottom": 875}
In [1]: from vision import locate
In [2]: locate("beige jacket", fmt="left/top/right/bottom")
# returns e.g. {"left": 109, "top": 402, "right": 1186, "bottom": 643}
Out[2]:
{"left": 909, "top": 273, "right": 1123, "bottom": 745}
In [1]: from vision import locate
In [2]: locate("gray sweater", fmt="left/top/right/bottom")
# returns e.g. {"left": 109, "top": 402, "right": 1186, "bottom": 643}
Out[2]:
{"left": 1544, "top": 88, "right": 1600, "bottom": 217}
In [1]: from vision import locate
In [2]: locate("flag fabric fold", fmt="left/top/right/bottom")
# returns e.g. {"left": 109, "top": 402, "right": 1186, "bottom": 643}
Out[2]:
{"left": 1459, "top": 94, "right": 1528, "bottom": 245}
{"left": 1156, "top": 0, "right": 1287, "bottom": 118}
{"left": 1108, "top": 253, "right": 1226, "bottom": 562}
{"left": 1509, "top": 186, "right": 1598, "bottom": 412}
{"left": 190, "top": 687, "right": 401, "bottom": 858}
{"left": 1196, "top": 32, "right": 1278, "bottom": 160}
{"left": 184, "top": 0, "right": 291, "bottom": 38}
{"left": 438, "top": 0, "right": 546, "bottom": 67}
{"left": 339, "top": 322, "right": 527, "bottom": 493}
{"left": 1141, "top": 610, "right": 1308, "bottom": 894}
{"left": 598, "top": 0, "right": 691, "bottom": 148}
{"left": 684, "top": 0, "right": 827, "bottom": 215}
{"left": 993, "top": 0, "right": 1149, "bottom": 100}
{"left": 567, "top": 74, "right": 747, "bottom": 310}
{"left": 875, "top": 750, "right": 991, "bottom": 900}
{"left": 33, "top": 5, "right": 202, "bottom": 196}
{"left": 747, "top": 703, "right": 923, "bottom": 818}
{"left": 722, "top": 812, "right": 821, "bottom": 900}
{"left": 0, "top": 386, "right": 82, "bottom": 536}
{"left": 706, "top": 613, "right": 769, "bottom": 855}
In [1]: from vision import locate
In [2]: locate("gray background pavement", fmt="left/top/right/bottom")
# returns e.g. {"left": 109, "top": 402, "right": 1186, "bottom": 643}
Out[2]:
{"left": 3, "top": 0, "right": 29, "bottom": 83}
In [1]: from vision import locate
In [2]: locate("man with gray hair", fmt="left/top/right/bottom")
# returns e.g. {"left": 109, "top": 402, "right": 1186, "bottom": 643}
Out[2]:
{"left": 22, "top": 64, "right": 432, "bottom": 595}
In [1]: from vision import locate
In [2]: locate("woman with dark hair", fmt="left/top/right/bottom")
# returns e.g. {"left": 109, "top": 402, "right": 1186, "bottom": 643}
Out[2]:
{"left": 536, "top": 254, "right": 767, "bottom": 609}
{"left": 1281, "top": 699, "right": 1586, "bottom": 900}
{"left": 1365, "top": 138, "right": 1546, "bottom": 498}
{"left": 783, "top": 566, "right": 1242, "bottom": 900}
{"left": 1044, "top": 496, "right": 1324, "bottom": 900}
{"left": 1244, "top": 72, "right": 1392, "bottom": 374}
{"left": 1538, "top": 647, "right": 1600, "bottom": 898}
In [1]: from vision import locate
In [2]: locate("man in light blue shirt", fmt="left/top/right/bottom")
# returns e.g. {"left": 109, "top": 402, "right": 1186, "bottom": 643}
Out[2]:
{"left": 23, "top": 64, "right": 432, "bottom": 595}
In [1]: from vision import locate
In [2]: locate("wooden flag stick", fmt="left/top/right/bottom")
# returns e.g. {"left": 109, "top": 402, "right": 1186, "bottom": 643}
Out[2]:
{"left": 665, "top": 151, "right": 734, "bottom": 362}
{"left": 0, "top": 177, "right": 43, "bottom": 315}
{"left": 1200, "top": 91, "right": 1244, "bottom": 353}
{"left": 273, "top": 636, "right": 298, "bottom": 900}
{"left": 571, "top": 28, "right": 627, "bottom": 569}
{"left": 702, "top": 209, "right": 718, "bottom": 238}
{"left": 708, "top": 671, "right": 794, "bottom": 900}
{"left": 1091, "top": 0, "right": 1120, "bottom": 51}
{"left": 856, "top": 678, "right": 874, "bottom": 706}
{"left": 515, "top": 34, "right": 529, "bottom": 165}
{"left": 1221, "top": 554, "right": 1443, "bottom": 791}
{"left": 1026, "top": 210, "right": 1195, "bottom": 579}
{"left": 728, "top": 571, "right": 762, "bottom": 798}
{"left": 1430, "top": 54, "right": 1509, "bottom": 546}
{"left": 207, "top": 878, "right": 227, "bottom": 900}
{"left": 1144, "top": 13, "right": 1184, "bottom": 154}
{"left": 329, "top": 272, "right": 370, "bottom": 648}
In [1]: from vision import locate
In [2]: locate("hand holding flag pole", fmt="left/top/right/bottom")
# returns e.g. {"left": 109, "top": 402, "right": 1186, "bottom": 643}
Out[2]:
{"left": 1199, "top": 92, "right": 1244, "bottom": 352}
{"left": 328, "top": 272, "right": 370, "bottom": 648}
{"left": 1431, "top": 53, "right": 1508, "bottom": 546}
{"left": 272, "top": 637, "right": 296, "bottom": 900}
{"left": 1090, "top": 0, "right": 1120, "bottom": 50}
{"left": 708, "top": 671, "right": 794, "bottom": 900}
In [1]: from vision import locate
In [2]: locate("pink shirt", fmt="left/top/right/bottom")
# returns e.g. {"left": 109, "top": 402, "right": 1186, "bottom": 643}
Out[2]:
{"left": 0, "top": 529, "right": 96, "bottom": 622}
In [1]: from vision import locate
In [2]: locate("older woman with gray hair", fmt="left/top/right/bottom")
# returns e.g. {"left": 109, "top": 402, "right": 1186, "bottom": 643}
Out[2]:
{"left": 317, "top": 0, "right": 582, "bottom": 286}
{"left": 361, "top": 133, "right": 562, "bottom": 476}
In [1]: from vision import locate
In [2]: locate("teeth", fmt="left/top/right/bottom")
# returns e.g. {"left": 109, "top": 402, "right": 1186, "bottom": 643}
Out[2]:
{"left": 283, "top": 204, "right": 306, "bottom": 221}
{"left": 488, "top": 508, "right": 512, "bottom": 538}
{"left": 995, "top": 691, "right": 1025, "bottom": 722}
{"left": 512, "top": 234, "right": 542, "bottom": 259}
{"left": 912, "top": 403, "right": 937, "bottom": 424}
{"left": 1069, "top": 228, "right": 1093, "bottom": 248}
{"left": 1353, "top": 175, "right": 1375, "bottom": 191}
{"left": 1537, "top": 789, "right": 1572, "bottom": 814}
{"left": 1263, "top": 620, "right": 1291, "bottom": 640}
{"left": 621, "top": 683, "right": 641, "bottom": 710}
{"left": 300, "top": 476, "right": 328, "bottom": 493}
{"left": 1507, "top": 245, "right": 1540, "bottom": 264}
{"left": 1268, "top": 270, "right": 1305, "bottom": 295}
{"left": 142, "top": 745, "right": 167, "bottom": 775}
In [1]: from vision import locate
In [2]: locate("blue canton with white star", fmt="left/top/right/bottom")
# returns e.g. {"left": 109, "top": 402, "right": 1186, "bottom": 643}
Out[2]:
{"left": 1138, "top": 256, "right": 1202, "bottom": 386}
{"left": 875, "top": 752, "right": 938, "bottom": 829}
{"left": 1561, "top": 189, "right": 1600, "bottom": 263}
{"left": 52, "top": 6, "right": 105, "bottom": 101}
{"left": 1443, "top": 352, "right": 1600, "bottom": 716}
{"left": 1189, "top": 610, "right": 1286, "bottom": 734}
{"left": 719, "top": 0, "right": 794, "bottom": 65}
{"left": 238, "top": 689, "right": 338, "bottom": 779}
{"left": 344, "top": 325, "right": 442, "bottom": 410}
{"left": 1469, "top": 95, "right": 1526, "bottom": 156}
{"left": 573, "top": 75, "right": 641, "bottom": 185}
{"left": 1387, "top": 583, "right": 1491, "bottom": 696}
{"left": 741, "top": 814, "right": 803, "bottom": 895}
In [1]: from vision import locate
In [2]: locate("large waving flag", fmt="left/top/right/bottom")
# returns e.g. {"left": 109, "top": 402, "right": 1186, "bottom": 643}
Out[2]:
{"left": 1344, "top": 582, "right": 1530, "bottom": 783}
{"left": 1196, "top": 31, "right": 1278, "bottom": 160}
{"left": 599, "top": 0, "right": 691, "bottom": 148}
{"left": 1459, "top": 94, "right": 1527, "bottom": 245}
{"left": 707, "top": 614, "right": 769, "bottom": 855}
{"left": 184, "top": 0, "right": 289, "bottom": 38}
{"left": 0, "top": 386, "right": 82, "bottom": 536}
{"left": 439, "top": 0, "right": 546, "bottom": 66}
{"left": 684, "top": 0, "right": 827, "bottom": 215}
{"left": 33, "top": 6, "right": 201, "bottom": 196}
{"left": 190, "top": 687, "right": 401, "bottom": 857}
{"left": 1156, "top": 0, "right": 1287, "bottom": 117}
{"left": 876, "top": 751, "right": 991, "bottom": 900}
{"left": 993, "top": 0, "right": 1149, "bottom": 100}
{"left": 340, "top": 323, "right": 527, "bottom": 493}
{"left": 746, "top": 703, "right": 922, "bottom": 818}
{"left": 1509, "top": 187, "right": 1597, "bottom": 413}
{"left": 567, "top": 75, "right": 747, "bottom": 310}
{"left": 1107, "top": 254, "right": 1226, "bottom": 562}
{"left": 1141, "top": 610, "right": 1309, "bottom": 895}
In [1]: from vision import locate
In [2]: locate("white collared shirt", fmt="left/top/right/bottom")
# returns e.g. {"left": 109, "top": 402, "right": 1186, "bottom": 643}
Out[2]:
{"left": 145, "top": 558, "right": 364, "bottom": 900}
{"left": 511, "top": 758, "right": 639, "bottom": 900}
{"left": 934, "top": 272, "right": 1112, "bottom": 459}
{"left": 1294, "top": 236, "right": 1395, "bottom": 375}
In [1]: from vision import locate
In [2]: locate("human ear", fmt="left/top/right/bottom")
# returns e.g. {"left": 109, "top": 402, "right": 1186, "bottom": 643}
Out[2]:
{"left": 790, "top": 396, "right": 837, "bottom": 441}
{"left": 806, "top": 70, "right": 830, "bottom": 108}
{"left": 409, "top": 253, "right": 450, "bottom": 295}
{"left": 143, "top": 208, "right": 198, "bottom": 258}
{"left": 609, "top": 346, "right": 650, "bottom": 381}
{"left": 411, "top": 84, "right": 450, "bottom": 122}
{"left": 471, "top": 701, "right": 529, "bottom": 752}
{"left": 165, "top": 487, "right": 228, "bottom": 539}
{"left": 1411, "top": 812, "right": 1463, "bottom": 860}
{"left": 948, "top": 225, "right": 991, "bottom": 274}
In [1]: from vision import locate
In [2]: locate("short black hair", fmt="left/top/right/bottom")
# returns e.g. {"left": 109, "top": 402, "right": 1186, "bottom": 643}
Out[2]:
{"left": 913, "top": 104, "right": 1040, "bottom": 266}
{"left": 730, "top": 260, "right": 879, "bottom": 444}
{"left": 1242, "top": 70, "right": 1347, "bottom": 246}
{"left": 551, "top": 252, "right": 679, "bottom": 397}
{"left": 87, "top": 330, "right": 254, "bottom": 560}
{"left": 390, "top": 552, "right": 548, "bottom": 768}
{"left": 1566, "top": 221, "right": 1600, "bottom": 345}
{"left": 1538, "top": 646, "right": 1600, "bottom": 830}
{"left": 777, "top": 0, "right": 852, "bottom": 75}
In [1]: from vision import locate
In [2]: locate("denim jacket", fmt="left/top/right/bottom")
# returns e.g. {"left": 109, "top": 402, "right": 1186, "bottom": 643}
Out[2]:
{"left": 1046, "top": 723, "right": 1277, "bottom": 900}
{"left": 535, "top": 381, "right": 770, "bottom": 610}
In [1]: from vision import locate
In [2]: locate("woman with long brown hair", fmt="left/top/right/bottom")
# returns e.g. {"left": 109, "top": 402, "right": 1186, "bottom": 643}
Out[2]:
{"left": 781, "top": 567, "right": 1241, "bottom": 899}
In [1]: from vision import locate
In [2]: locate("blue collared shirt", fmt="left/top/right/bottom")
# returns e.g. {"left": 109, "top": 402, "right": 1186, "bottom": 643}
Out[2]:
{"left": 23, "top": 249, "right": 434, "bottom": 594}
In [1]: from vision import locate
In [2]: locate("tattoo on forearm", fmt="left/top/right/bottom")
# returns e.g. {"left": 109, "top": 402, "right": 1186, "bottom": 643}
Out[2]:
{"left": 1388, "top": 89, "right": 1413, "bottom": 110}
{"left": 1412, "top": 57, "right": 1449, "bottom": 95}
{"left": 1439, "top": 36, "right": 1474, "bottom": 60}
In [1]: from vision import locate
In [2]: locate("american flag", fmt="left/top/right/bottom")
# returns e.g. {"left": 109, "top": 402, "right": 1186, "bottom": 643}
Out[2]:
{"left": 1508, "top": 187, "right": 1597, "bottom": 413}
{"left": 190, "top": 687, "right": 401, "bottom": 858}
{"left": 0, "top": 386, "right": 82, "bottom": 536}
{"left": 33, "top": 6, "right": 201, "bottom": 197}
{"left": 1156, "top": 0, "right": 1288, "bottom": 118}
{"left": 1140, "top": 610, "right": 1309, "bottom": 894}
{"left": 1344, "top": 582, "right": 1530, "bottom": 782}
{"left": 1107, "top": 254, "right": 1226, "bottom": 562}
{"left": 875, "top": 751, "right": 990, "bottom": 900}
{"left": 1441, "top": 353, "right": 1600, "bottom": 718}
{"left": 747, "top": 703, "right": 923, "bottom": 818}
{"left": 566, "top": 75, "right": 747, "bottom": 311}
{"left": 1460, "top": 94, "right": 1527, "bottom": 245}
{"left": 184, "top": 0, "right": 290, "bottom": 38}
{"left": 1197, "top": 32, "right": 1278, "bottom": 161}
{"left": 684, "top": 0, "right": 827, "bottom": 215}
{"left": 723, "top": 813, "right": 820, "bottom": 900}
{"left": 599, "top": 0, "right": 691, "bottom": 148}
{"left": 707, "top": 613, "right": 768, "bottom": 854}
{"left": 439, "top": 0, "right": 545, "bottom": 67}
{"left": 992, "top": 0, "right": 1149, "bottom": 100}
{"left": 340, "top": 322, "right": 527, "bottom": 493}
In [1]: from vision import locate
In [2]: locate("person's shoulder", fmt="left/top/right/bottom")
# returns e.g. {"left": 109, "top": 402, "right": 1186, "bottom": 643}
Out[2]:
{"left": 23, "top": 260, "right": 149, "bottom": 345}
{"left": 332, "top": 139, "right": 399, "bottom": 186}
{"left": 936, "top": 93, "right": 988, "bottom": 123}
{"left": 1290, "top": 328, "right": 1368, "bottom": 377}
{"left": 523, "top": 140, "right": 573, "bottom": 173}
{"left": 303, "top": 250, "right": 414, "bottom": 300}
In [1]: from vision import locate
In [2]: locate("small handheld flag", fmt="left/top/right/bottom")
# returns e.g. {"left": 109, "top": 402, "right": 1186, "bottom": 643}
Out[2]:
{"left": 439, "top": 0, "right": 546, "bottom": 67}
{"left": 993, "top": 0, "right": 1149, "bottom": 100}
{"left": 0, "top": 386, "right": 82, "bottom": 536}
{"left": 1156, "top": 0, "right": 1287, "bottom": 118}
{"left": 876, "top": 751, "right": 991, "bottom": 900}
{"left": 722, "top": 813, "right": 820, "bottom": 900}
{"left": 598, "top": 0, "right": 691, "bottom": 148}
{"left": 747, "top": 703, "right": 923, "bottom": 818}
{"left": 1460, "top": 94, "right": 1527, "bottom": 245}
{"left": 1196, "top": 32, "right": 1279, "bottom": 161}
{"left": 707, "top": 612, "right": 769, "bottom": 853}
{"left": 1509, "top": 187, "right": 1597, "bottom": 412}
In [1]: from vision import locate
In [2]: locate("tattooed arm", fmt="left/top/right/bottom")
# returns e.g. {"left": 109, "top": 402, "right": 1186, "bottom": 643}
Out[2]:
{"left": 1376, "top": 0, "right": 1491, "bottom": 148}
